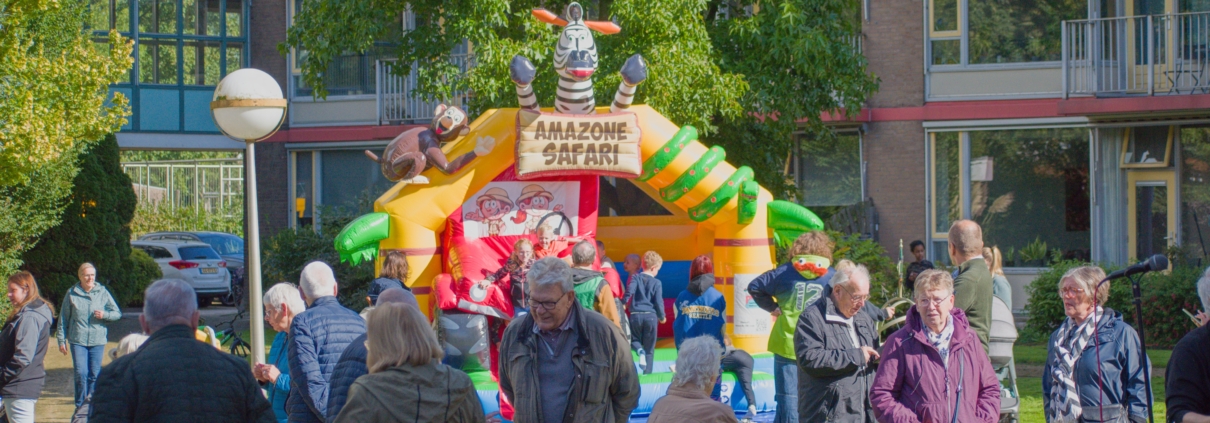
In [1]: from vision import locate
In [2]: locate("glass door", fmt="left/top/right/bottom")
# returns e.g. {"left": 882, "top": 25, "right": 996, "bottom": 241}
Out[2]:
{"left": 1127, "top": 170, "right": 1177, "bottom": 261}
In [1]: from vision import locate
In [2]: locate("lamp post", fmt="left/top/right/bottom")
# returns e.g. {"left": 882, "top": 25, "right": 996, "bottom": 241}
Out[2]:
{"left": 211, "top": 69, "right": 286, "bottom": 365}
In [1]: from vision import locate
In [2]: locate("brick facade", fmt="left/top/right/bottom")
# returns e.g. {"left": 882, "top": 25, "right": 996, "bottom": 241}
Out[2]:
{"left": 862, "top": 121, "right": 927, "bottom": 255}
{"left": 864, "top": 0, "right": 924, "bottom": 109}
{"left": 253, "top": 142, "right": 290, "bottom": 240}
{"left": 250, "top": 0, "right": 289, "bottom": 104}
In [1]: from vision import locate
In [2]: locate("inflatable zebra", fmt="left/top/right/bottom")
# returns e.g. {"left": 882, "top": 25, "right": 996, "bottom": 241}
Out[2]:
{"left": 509, "top": 2, "right": 647, "bottom": 115}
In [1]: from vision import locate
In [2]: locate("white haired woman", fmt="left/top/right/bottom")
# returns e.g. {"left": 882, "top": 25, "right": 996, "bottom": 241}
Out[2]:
{"left": 333, "top": 302, "right": 484, "bottom": 423}
{"left": 255, "top": 283, "right": 306, "bottom": 423}
{"left": 1043, "top": 266, "right": 1151, "bottom": 423}
{"left": 648, "top": 335, "right": 739, "bottom": 423}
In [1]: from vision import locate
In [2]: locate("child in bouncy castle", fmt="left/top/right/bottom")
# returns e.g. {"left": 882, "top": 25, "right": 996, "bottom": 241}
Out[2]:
{"left": 533, "top": 224, "right": 593, "bottom": 264}
{"left": 746, "top": 231, "right": 835, "bottom": 423}
{"left": 477, "top": 238, "right": 536, "bottom": 317}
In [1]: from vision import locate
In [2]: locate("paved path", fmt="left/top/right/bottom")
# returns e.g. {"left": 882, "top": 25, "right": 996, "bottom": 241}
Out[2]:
{"left": 35, "top": 305, "right": 252, "bottom": 422}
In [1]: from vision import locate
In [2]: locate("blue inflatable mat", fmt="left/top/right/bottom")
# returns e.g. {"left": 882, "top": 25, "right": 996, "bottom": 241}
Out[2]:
{"left": 633, "top": 348, "right": 775, "bottom": 377}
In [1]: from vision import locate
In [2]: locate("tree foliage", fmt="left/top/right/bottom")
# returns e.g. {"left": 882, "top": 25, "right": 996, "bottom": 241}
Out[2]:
{"left": 21, "top": 135, "right": 142, "bottom": 308}
{"left": 0, "top": 0, "right": 133, "bottom": 186}
{"left": 284, "top": 0, "right": 876, "bottom": 197}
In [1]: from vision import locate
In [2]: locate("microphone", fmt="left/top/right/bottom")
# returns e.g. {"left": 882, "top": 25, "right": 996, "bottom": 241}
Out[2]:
{"left": 1105, "top": 254, "right": 1168, "bottom": 280}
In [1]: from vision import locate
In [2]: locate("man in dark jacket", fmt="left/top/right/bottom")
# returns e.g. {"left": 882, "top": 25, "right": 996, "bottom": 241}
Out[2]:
{"left": 1167, "top": 323, "right": 1210, "bottom": 423}
{"left": 288, "top": 262, "right": 367, "bottom": 423}
{"left": 89, "top": 279, "right": 274, "bottom": 422}
{"left": 499, "top": 257, "right": 639, "bottom": 423}
{"left": 795, "top": 264, "right": 880, "bottom": 423}
{"left": 949, "top": 220, "right": 993, "bottom": 351}
{"left": 326, "top": 288, "right": 417, "bottom": 422}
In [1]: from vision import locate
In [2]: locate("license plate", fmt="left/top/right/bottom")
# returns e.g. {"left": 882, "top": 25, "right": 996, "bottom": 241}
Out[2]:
{"left": 201, "top": 268, "right": 217, "bottom": 274}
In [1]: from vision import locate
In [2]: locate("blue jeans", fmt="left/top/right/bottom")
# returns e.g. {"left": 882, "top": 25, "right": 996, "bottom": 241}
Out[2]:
{"left": 71, "top": 344, "right": 105, "bottom": 407}
{"left": 773, "top": 354, "right": 798, "bottom": 423}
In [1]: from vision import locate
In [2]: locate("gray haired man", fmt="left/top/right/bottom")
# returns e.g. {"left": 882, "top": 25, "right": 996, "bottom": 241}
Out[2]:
{"left": 89, "top": 279, "right": 275, "bottom": 422}
{"left": 499, "top": 257, "right": 639, "bottom": 423}
{"left": 567, "top": 241, "right": 622, "bottom": 328}
{"left": 794, "top": 265, "right": 880, "bottom": 423}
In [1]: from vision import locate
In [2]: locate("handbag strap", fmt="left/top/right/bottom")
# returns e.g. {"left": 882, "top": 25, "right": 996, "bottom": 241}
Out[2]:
{"left": 952, "top": 350, "right": 965, "bottom": 423}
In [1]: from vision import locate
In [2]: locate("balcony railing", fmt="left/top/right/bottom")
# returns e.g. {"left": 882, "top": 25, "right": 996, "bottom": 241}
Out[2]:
{"left": 1063, "top": 11, "right": 1210, "bottom": 97}
{"left": 376, "top": 55, "right": 473, "bottom": 125}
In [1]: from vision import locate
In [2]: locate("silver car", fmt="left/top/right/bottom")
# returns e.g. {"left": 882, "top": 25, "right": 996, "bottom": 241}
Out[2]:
{"left": 132, "top": 240, "right": 231, "bottom": 306}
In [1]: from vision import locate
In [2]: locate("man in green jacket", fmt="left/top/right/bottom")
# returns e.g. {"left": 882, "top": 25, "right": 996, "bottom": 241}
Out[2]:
{"left": 949, "top": 220, "right": 993, "bottom": 352}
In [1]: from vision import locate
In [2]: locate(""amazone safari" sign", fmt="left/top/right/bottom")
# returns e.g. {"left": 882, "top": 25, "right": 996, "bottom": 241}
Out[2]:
{"left": 514, "top": 109, "right": 642, "bottom": 180}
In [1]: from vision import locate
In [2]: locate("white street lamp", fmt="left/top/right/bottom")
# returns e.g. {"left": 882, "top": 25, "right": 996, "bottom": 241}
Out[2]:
{"left": 211, "top": 68, "right": 286, "bottom": 366}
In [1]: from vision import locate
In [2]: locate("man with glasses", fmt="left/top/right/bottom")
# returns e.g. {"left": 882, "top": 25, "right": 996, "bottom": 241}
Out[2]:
{"left": 949, "top": 219, "right": 994, "bottom": 353}
{"left": 499, "top": 257, "right": 639, "bottom": 423}
{"left": 794, "top": 264, "right": 881, "bottom": 422}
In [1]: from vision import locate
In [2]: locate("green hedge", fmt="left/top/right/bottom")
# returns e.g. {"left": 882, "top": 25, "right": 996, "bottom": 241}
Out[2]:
{"left": 1022, "top": 261, "right": 1203, "bottom": 347}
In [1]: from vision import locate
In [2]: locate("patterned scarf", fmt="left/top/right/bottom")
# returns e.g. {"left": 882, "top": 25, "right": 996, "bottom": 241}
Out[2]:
{"left": 1047, "top": 306, "right": 1103, "bottom": 423}
{"left": 925, "top": 314, "right": 955, "bottom": 367}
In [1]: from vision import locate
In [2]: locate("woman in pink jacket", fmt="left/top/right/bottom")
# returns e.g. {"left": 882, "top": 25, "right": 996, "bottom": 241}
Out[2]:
{"left": 870, "top": 270, "right": 1000, "bottom": 423}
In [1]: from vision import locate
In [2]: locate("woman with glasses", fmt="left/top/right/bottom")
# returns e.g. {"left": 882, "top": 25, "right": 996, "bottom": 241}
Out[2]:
{"left": 255, "top": 283, "right": 306, "bottom": 423}
{"left": 1042, "top": 266, "right": 1151, "bottom": 423}
{"left": 870, "top": 269, "right": 1000, "bottom": 423}
{"left": 56, "top": 262, "right": 121, "bottom": 409}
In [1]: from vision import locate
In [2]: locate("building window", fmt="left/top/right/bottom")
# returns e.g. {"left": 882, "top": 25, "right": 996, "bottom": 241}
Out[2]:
{"left": 288, "top": 0, "right": 400, "bottom": 98}
{"left": 794, "top": 131, "right": 864, "bottom": 207}
{"left": 91, "top": 0, "right": 247, "bottom": 132}
{"left": 288, "top": 148, "right": 392, "bottom": 228}
{"left": 1182, "top": 126, "right": 1210, "bottom": 257}
{"left": 929, "top": 128, "right": 1091, "bottom": 266}
{"left": 928, "top": 0, "right": 1084, "bottom": 66}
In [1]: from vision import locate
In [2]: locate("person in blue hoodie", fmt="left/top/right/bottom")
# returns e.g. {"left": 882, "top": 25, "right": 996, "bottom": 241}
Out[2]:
{"left": 255, "top": 283, "right": 306, "bottom": 423}
{"left": 622, "top": 250, "right": 666, "bottom": 375}
{"left": 673, "top": 255, "right": 726, "bottom": 349}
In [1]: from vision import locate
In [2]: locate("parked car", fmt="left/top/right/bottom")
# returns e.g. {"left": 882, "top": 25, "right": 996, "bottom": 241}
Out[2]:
{"left": 138, "top": 231, "right": 245, "bottom": 306}
{"left": 131, "top": 240, "right": 231, "bottom": 306}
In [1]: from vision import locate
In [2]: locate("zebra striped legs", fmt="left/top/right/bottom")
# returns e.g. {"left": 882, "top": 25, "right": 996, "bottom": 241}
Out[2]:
{"left": 611, "top": 54, "right": 648, "bottom": 113}
{"left": 510, "top": 55, "right": 540, "bottom": 111}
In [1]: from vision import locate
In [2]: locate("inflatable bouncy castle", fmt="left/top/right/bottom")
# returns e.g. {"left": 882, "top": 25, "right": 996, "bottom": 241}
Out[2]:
{"left": 332, "top": 2, "right": 824, "bottom": 418}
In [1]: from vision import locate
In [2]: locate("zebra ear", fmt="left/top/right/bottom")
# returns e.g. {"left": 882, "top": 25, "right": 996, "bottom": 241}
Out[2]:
{"left": 584, "top": 20, "right": 621, "bottom": 34}
{"left": 532, "top": 8, "right": 568, "bottom": 26}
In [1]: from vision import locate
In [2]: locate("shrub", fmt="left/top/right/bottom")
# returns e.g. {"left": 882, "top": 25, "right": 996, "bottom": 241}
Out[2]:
{"left": 111, "top": 248, "right": 162, "bottom": 306}
{"left": 1022, "top": 260, "right": 1203, "bottom": 347}
{"left": 828, "top": 231, "right": 902, "bottom": 306}
{"left": 130, "top": 200, "right": 244, "bottom": 238}
{"left": 21, "top": 135, "right": 139, "bottom": 308}
{"left": 262, "top": 193, "right": 377, "bottom": 311}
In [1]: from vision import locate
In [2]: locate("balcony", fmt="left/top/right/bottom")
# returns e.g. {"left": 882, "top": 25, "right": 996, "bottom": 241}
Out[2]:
{"left": 376, "top": 55, "right": 473, "bottom": 125}
{"left": 1063, "top": 11, "right": 1210, "bottom": 98}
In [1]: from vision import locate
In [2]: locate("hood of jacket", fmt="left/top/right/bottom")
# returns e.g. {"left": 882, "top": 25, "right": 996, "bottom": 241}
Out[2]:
{"left": 688, "top": 274, "right": 714, "bottom": 297}
{"left": 570, "top": 267, "right": 602, "bottom": 285}
{"left": 18, "top": 298, "right": 54, "bottom": 324}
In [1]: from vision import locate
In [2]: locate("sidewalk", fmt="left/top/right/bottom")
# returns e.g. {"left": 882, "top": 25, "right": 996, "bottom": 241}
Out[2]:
{"left": 35, "top": 305, "right": 251, "bottom": 422}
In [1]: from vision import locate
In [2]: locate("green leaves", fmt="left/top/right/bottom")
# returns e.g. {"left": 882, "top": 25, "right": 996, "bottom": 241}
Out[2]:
{"left": 284, "top": 0, "right": 876, "bottom": 200}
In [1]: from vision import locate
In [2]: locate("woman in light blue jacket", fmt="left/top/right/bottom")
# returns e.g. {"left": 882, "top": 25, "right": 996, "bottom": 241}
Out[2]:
{"left": 56, "top": 262, "right": 122, "bottom": 408}
{"left": 254, "top": 282, "right": 306, "bottom": 423}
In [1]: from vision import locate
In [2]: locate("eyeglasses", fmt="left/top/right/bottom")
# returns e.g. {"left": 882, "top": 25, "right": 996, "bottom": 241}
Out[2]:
{"left": 837, "top": 284, "right": 870, "bottom": 302}
{"left": 916, "top": 294, "right": 953, "bottom": 308}
{"left": 528, "top": 295, "right": 568, "bottom": 311}
{"left": 1060, "top": 287, "right": 1086, "bottom": 298}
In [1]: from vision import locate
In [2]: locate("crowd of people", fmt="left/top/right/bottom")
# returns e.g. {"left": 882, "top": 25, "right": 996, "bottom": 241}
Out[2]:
{"left": 1, "top": 219, "right": 1210, "bottom": 422}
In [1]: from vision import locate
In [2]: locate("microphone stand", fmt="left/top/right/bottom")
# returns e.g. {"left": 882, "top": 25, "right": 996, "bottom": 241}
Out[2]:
{"left": 1127, "top": 273, "right": 1155, "bottom": 423}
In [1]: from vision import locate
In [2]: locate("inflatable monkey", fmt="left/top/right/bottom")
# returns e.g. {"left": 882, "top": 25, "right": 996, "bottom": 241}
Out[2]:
{"left": 365, "top": 104, "right": 496, "bottom": 183}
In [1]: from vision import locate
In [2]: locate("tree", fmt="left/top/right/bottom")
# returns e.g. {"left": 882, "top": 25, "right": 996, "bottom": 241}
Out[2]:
{"left": 0, "top": 0, "right": 134, "bottom": 187}
{"left": 284, "top": 0, "right": 876, "bottom": 197}
{"left": 22, "top": 135, "right": 142, "bottom": 307}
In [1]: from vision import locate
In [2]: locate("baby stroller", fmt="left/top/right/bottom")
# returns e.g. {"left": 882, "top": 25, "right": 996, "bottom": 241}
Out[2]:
{"left": 990, "top": 296, "right": 1020, "bottom": 423}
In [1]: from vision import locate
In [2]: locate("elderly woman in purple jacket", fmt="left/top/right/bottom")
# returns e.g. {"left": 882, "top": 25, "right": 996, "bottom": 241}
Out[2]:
{"left": 870, "top": 269, "right": 1000, "bottom": 423}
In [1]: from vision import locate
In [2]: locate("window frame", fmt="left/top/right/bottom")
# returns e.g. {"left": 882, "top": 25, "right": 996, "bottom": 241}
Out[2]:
{"left": 1120, "top": 126, "right": 1175, "bottom": 168}
{"left": 792, "top": 129, "right": 866, "bottom": 207}
{"left": 925, "top": 0, "right": 1081, "bottom": 69}
{"left": 286, "top": 0, "right": 405, "bottom": 101}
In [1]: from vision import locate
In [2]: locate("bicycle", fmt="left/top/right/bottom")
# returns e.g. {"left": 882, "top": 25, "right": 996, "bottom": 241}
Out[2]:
{"left": 215, "top": 306, "right": 252, "bottom": 358}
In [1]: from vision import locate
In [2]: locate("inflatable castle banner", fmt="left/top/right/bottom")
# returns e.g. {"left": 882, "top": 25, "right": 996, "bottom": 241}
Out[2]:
{"left": 514, "top": 109, "right": 642, "bottom": 179}
{"left": 460, "top": 181, "right": 581, "bottom": 240}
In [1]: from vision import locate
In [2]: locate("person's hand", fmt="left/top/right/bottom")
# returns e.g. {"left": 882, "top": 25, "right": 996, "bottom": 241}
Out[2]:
{"left": 252, "top": 364, "right": 267, "bottom": 382}
{"left": 1196, "top": 311, "right": 1209, "bottom": 328}
{"left": 93, "top": 310, "right": 104, "bottom": 319}
{"left": 659, "top": 318, "right": 666, "bottom": 324}
{"left": 770, "top": 309, "right": 782, "bottom": 317}
{"left": 860, "top": 346, "right": 880, "bottom": 364}
{"left": 486, "top": 411, "right": 503, "bottom": 423}
{"left": 476, "top": 279, "right": 490, "bottom": 289}
{"left": 908, "top": 272, "right": 919, "bottom": 281}
{"left": 265, "top": 365, "right": 281, "bottom": 384}
{"left": 59, "top": 344, "right": 68, "bottom": 355}
{"left": 884, "top": 306, "right": 896, "bottom": 320}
